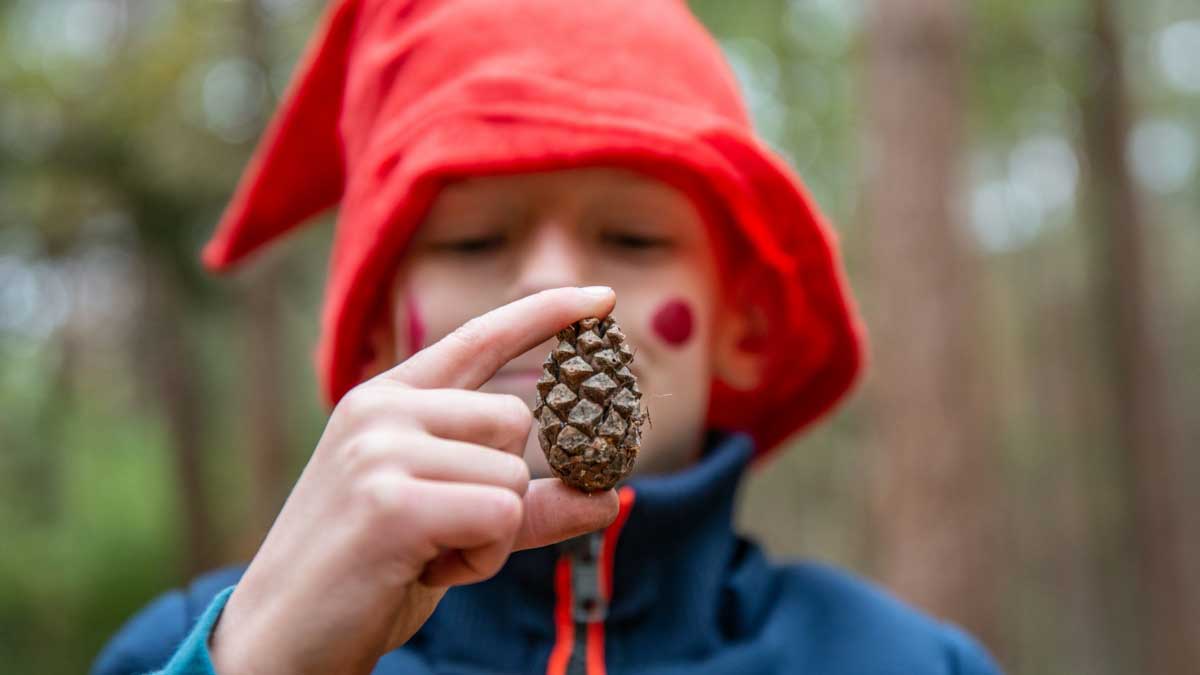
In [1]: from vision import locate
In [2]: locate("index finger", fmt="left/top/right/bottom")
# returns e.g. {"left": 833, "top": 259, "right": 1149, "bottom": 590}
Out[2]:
{"left": 381, "top": 286, "right": 615, "bottom": 390}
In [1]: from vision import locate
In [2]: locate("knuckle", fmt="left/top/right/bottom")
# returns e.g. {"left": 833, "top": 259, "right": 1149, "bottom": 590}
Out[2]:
{"left": 489, "top": 490, "right": 524, "bottom": 536}
{"left": 494, "top": 451, "right": 532, "bottom": 494}
{"left": 338, "top": 432, "right": 378, "bottom": 475}
{"left": 338, "top": 430, "right": 406, "bottom": 477}
{"left": 497, "top": 395, "right": 534, "bottom": 434}
{"left": 530, "top": 287, "right": 562, "bottom": 303}
{"left": 503, "top": 455, "right": 532, "bottom": 494}
{"left": 335, "top": 383, "right": 418, "bottom": 432}
{"left": 347, "top": 471, "right": 440, "bottom": 574}
{"left": 447, "top": 316, "right": 491, "bottom": 352}
{"left": 448, "top": 316, "right": 503, "bottom": 366}
{"left": 474, "top": 556, "right": 506, "bottom": 581}
{"left": 351, "top": 471, "right": 410, "bottom": 521}
{"left": 334, "top": 384, "right": 380, "bottom": 427}
{"left": 521, "top": 496, "right": 549, "bottom": 546}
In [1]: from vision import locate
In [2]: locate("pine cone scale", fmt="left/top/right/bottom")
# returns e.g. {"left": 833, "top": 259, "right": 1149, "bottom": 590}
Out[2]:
{"left": 532, "top": 315, "right": 645, "bottom": 492}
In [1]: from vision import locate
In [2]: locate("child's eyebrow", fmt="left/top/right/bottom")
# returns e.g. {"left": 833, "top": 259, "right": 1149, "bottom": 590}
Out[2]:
{"left": 422, "top": 193, "right": 527, "bottom": 228}
{"left": 588, "top": 191, "right": 699, "bottom": 223}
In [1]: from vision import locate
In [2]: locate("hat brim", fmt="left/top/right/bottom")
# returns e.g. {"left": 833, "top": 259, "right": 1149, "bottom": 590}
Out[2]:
{"left": 319, "top": 75, "right": 865, "bottom": 460}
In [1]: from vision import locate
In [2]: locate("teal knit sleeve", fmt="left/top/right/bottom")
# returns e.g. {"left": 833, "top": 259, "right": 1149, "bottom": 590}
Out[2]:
{"left": 151, "top": 585, "right": 234, "bottom": 675}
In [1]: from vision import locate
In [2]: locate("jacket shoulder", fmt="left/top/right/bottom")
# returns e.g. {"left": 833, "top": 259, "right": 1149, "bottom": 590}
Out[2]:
{"left": 774, "top": 561, "right": 1002, "bottom": 674}
{"left": 91, "top": 565, "right": 247, "bottom": 675}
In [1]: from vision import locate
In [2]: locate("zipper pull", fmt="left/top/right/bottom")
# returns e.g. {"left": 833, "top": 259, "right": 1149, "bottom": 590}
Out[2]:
{"left": 566, "top": 530, "right": 606, "bottom": 623}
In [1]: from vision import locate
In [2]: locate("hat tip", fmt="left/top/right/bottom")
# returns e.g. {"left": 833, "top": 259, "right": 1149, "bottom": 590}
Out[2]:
{"left": 200, "top": 239, "right": 235, "bottom": 273}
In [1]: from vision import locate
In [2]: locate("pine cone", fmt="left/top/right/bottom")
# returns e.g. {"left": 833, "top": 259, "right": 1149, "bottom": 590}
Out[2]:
{"left": 533, "top": 316, "right": 644, "bottom": 492}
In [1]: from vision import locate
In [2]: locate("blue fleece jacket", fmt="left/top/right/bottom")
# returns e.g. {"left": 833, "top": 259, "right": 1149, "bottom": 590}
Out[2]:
{"left": 92, "top": 432, "right": 1001, "bottom": 675}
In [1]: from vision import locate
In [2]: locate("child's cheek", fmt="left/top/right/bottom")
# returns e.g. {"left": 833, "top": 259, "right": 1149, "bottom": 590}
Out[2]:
{"left": 650, "top": 298, "right": 695, "bottom": 348}
{"left": 405, "top": 291, "right": 426, "bottom": 354}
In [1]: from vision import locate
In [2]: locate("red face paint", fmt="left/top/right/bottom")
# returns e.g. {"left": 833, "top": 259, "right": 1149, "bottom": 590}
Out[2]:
{"left": 405, "top": 292, "right": 426, "bottom": 354}
{"left": 651, "top": 298, "right": 694, "bottom": 347}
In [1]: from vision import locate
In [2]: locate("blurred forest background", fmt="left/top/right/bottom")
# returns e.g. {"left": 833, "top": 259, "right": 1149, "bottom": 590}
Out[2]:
{"left": 1, "top": 0, "right": 1198, "bottom": 673}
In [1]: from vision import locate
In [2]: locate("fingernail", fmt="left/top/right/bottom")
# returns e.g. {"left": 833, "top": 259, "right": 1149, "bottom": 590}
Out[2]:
{"left": 579, "top": 286, "right": 613, "bottom": 297}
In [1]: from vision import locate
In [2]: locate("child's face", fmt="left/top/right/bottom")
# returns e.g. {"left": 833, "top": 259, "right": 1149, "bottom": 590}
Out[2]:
{"left": 367, "top": 167, "right": 761, "bottom": 477}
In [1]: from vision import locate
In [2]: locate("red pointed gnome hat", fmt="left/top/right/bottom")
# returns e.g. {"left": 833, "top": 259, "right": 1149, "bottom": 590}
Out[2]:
{"left": 202, "top": 0, "right": 866, "bottom": 460}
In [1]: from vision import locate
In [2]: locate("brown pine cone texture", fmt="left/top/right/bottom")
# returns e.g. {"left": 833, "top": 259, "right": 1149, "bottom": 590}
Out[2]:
{"left": 533, "top": 316, "right": 645, "bottom": 492}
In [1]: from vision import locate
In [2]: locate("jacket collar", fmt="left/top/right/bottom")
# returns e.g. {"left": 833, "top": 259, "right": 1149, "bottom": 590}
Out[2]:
{"left": 419, "top": 431, "right": 755, "bottom": 645}
{"left": 605, "top": 430, "right": 755, "bottom": 622}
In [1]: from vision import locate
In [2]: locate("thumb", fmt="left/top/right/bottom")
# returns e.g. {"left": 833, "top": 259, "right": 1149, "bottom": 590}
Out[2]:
{"left": 418, "top": 480, "right": 618, "bottom": 590}
{"left": 514, "top": 479, "right": 620, "bottom": 550}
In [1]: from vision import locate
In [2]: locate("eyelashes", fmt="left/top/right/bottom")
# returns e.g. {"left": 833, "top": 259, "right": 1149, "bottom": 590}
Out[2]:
{"left": 599, "top": 231, "right": 675, "bottom": 251}
{"left": 427, "top": 234, "right": 508, "bottom": 254}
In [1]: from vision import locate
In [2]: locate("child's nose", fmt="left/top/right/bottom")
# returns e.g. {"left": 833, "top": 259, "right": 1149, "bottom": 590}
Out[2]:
{"left": 512, "top": 221, "right": 587, "bottom": 296}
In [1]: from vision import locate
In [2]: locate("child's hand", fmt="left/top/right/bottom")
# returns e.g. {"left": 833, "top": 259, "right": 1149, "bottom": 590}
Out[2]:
{"left": 208, "top": 287, "right": 620, "bottom": 675}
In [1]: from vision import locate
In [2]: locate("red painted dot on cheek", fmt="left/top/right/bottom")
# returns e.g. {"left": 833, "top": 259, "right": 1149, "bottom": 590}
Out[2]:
{"left": 405, "top": 292, "right": 426, "bottom": 354}
{"left": 651, "top": 298, "right": 695, "bottom": 347}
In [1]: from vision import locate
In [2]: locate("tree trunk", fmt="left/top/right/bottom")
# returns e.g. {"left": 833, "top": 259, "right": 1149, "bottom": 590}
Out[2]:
{"left": 238, "top": 0, "right": 293, "bottom": 543}
{"left": 861, "top": 0, "right": 1003, "bottom": 655}
{"left": 241, "top": 253, "right": 292, "bottom": 538}
{"left": 1026, "top": 244, "right": 1127, "bottom": 675}
{"left": 1079, "top": 1, "right": 1200, "bottom": 672}
{"left": 138, "top": 251, "right": 216, "bottom": 578}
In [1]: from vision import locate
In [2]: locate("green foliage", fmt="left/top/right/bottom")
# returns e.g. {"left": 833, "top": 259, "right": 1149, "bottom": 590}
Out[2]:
{"left": 1, "top": 1, "right": 1197, "bottom": 673}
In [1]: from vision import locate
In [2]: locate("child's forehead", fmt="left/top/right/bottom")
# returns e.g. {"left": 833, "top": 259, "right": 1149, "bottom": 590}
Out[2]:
{"left": 432, "top": 166, "right": 686, "bottom": 204}
{"left": 415, "top": 165, "right": 714, "bottom": 233}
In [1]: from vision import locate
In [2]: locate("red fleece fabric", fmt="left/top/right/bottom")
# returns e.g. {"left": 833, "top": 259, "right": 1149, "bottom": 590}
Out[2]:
{"left": 201, "top": 0, "right": 866, "bottom": 459}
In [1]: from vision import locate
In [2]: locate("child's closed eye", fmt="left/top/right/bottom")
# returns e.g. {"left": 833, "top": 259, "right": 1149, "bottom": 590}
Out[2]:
{"left": 427, "top": 233, "right": 508, "bottom": 254}
{"left": 600, "top": 229, "right": 675, "bottom": 251}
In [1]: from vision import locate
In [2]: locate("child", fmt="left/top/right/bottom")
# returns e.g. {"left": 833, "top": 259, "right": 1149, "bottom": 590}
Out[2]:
{"left": 94, "top": 0, "right": 1001, "bottom": 673}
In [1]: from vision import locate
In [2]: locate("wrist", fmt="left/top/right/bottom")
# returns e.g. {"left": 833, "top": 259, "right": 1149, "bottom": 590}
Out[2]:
{"left": 206, "top": 586, "right": 381, "bottom": 675}
{"left": 207, "top": 594, "right": 246, "bottom": 675}
{"left": 207, "top": 587, "right": 280, "bottom": 675}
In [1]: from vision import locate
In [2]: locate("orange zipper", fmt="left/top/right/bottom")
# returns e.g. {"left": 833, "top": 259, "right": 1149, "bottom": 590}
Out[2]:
{"left": 546, "top": 487, "right": 636, "bottom": 675}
